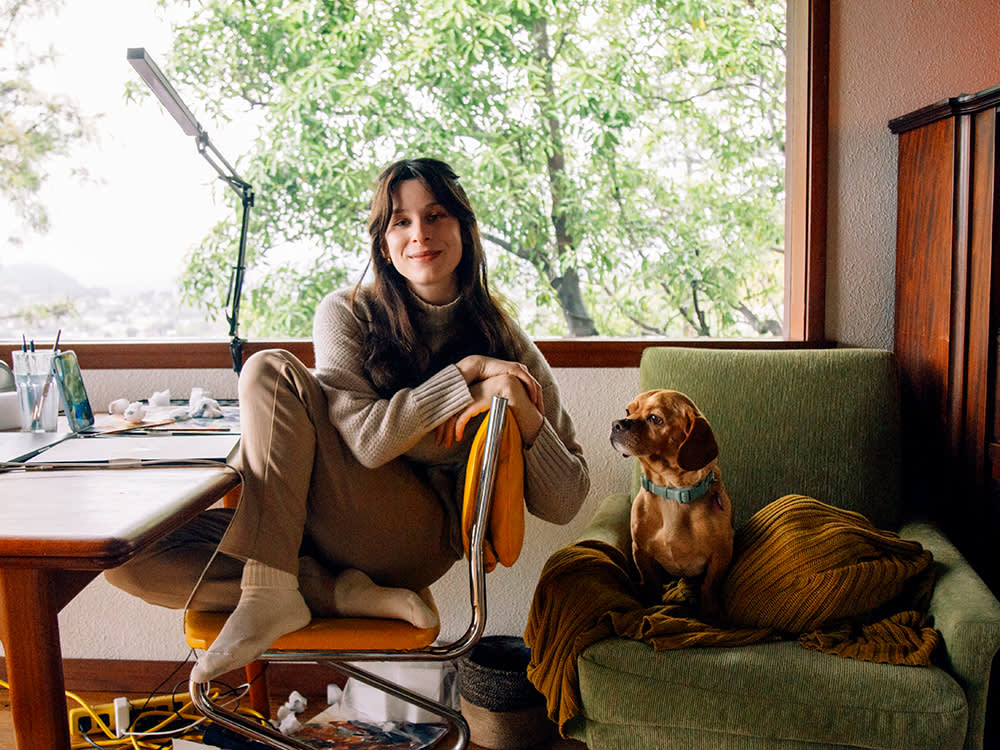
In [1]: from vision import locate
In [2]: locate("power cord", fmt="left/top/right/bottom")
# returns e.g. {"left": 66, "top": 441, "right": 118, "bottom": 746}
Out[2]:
{"left": 0, "top": 667, "right": 269, "bottom": 749}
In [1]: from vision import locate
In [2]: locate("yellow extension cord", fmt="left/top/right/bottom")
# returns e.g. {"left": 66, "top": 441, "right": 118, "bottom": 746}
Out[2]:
{"left": 0, "top": 678, "right": 269, "bottom": 749}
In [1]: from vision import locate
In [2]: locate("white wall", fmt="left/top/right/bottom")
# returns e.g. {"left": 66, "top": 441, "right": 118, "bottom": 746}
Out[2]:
{"left": 41, "top": 0, "right": 1000, "bottom": 664}
{"left": 51, "top": 366, "right": 636, "bottom": 660}
{"left": 826, "top": 0, "right": 1000, "bottom": 347}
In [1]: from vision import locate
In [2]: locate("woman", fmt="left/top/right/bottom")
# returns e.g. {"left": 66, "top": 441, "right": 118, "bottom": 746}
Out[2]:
{"left": 106, "top": 158, "right": 590, "bottom": 683}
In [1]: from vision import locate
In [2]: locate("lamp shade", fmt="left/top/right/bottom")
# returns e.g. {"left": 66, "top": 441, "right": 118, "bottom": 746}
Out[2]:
{"left": 126, "top": 47, "right": 201, "bottom": 136}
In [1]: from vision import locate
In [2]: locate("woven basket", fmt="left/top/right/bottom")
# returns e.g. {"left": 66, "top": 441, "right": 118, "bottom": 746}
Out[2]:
{"left": 457, "top": 636, "right": 553, "bottom": 749}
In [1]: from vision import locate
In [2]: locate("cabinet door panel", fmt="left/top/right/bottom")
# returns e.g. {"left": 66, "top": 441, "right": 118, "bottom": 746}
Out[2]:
{"left": 894, "top": 117, "right": 956, "bottom": 495}
{"left": 966, "top": 107, "right": 999, "bottom": 488}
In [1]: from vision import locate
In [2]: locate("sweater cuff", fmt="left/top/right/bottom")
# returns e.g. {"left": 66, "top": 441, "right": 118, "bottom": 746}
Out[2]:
{"left": 524, "top": 419, "right": 571, "bottom": 486}
{"left": 412, "top": 365, "right": 472, "bottom": 429}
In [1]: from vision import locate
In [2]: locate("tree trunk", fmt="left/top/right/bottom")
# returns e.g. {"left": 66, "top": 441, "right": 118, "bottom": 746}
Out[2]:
{"left": 533, "top": 16, "right": 598, "bottom": 337}
{"left": 552, "top": 268, "right": 598, "bottom": 336}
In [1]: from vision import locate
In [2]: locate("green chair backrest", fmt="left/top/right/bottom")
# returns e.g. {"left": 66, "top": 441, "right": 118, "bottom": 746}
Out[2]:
{"left": 637, "top": 347, "right": 903, "bottom": 530}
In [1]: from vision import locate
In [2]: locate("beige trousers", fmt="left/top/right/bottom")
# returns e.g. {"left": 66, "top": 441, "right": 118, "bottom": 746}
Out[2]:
{"left": 105, "top": 349, "right": 457, "bottom": 612}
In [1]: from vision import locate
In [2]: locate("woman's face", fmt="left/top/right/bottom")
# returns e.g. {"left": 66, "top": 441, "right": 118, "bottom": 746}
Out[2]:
{"left": 383, "top": 178, "right": 464, "bottom": 305}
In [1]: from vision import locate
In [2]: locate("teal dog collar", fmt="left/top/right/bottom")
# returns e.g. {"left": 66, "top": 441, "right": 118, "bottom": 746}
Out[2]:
{"left": 641, "top": 471, "right": 715, "bottom": 504}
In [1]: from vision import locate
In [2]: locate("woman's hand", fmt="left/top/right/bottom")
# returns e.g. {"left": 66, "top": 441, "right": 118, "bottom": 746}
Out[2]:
{"left": 455, "top": 355, "right": 543, "bottom": 412}
{"left": 436, "top": 368, "right": 545, "bottom": 448}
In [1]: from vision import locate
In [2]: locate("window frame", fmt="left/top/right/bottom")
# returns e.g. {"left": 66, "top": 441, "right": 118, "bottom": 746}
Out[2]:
{"left": 3, "top": 0, "right": 829, "bottom": 371}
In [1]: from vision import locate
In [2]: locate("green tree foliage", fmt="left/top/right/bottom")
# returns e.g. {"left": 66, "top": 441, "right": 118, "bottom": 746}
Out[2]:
{"left": 0, "top": 0, "right": 90, "bottom": 244}
{"left": 160, "top": 0, "right": 785, "bottom": 338}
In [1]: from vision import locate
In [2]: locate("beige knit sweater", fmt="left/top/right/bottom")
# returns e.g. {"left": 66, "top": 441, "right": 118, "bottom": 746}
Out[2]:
{"left": 311, "top": 287, "right": 590, "bottom": 550}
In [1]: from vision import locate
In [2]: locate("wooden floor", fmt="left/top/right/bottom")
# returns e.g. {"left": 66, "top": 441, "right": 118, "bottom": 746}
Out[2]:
{"left": 0, "top": 688, "right": 586, "bottom": 749}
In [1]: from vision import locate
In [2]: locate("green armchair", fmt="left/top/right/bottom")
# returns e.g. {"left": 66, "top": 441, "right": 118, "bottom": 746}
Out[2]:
{"left": 532, "top": 347, "right": 1000, "bottom": 750}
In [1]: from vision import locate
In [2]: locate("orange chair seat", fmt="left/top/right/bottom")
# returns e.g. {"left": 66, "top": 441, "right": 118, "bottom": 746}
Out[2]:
{"left": 184, "top": 587, "right": 440, "bottom": 652}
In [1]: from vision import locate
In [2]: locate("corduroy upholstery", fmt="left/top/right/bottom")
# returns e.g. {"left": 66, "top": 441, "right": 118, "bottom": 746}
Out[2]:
{"left": 634, "top": 348, "right": 903, "bottom": 530}
{"left": 545, "top": 348, "right": 1000, "bottom": 750}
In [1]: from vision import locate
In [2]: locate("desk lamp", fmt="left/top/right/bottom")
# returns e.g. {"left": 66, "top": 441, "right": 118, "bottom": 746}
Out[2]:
{"left": 127, "top": 47, "right": 252, "bottom": 373}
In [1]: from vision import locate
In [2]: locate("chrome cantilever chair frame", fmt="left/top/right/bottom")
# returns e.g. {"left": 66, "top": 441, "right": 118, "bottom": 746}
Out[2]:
{"left": 189, "top": 396, "right": 511, "bottom": 750}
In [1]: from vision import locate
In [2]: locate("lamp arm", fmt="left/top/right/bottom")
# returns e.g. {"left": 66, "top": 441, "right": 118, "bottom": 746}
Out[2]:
{"left": 226, "top": 183, "right": 253, "bottom": 374}
{"left": 197, "top": 133, "right": 252, "bottom": 197}
{"left": 195, "top": 133, "right": 253, "bottom": 374}
{"left": 128, "top": 48, "right": 253, "bottom": 374}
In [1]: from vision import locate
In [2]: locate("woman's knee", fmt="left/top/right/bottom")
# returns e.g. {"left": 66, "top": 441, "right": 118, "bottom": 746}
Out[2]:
{"left": 238, "top": 349, "right": 320, "bottom": 403}
{"left": 103, "top": 560, "right": 146, "bottom": 598}
{"left": 239, "top": 349, "right": 294, "bottom": 394}
{"left": 104, "top": 559, "right": 189, "bottom": 609}
{"left": 105, "top": 547, "right": 243, "bottom": 610}
{"left": 105, "top": 509, "right": 236, "bottom": 607}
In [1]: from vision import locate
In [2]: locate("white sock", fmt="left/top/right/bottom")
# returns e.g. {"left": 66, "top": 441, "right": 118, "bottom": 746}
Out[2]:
{"left": 332, "top": 568, "right": 439, "bottom": 629}
{"left": 190, "top": 560, "right": 311, "bottom": 683}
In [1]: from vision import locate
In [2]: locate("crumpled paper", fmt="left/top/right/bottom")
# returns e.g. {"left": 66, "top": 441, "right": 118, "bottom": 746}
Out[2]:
{"left": 107, "top": 386, "right": 224, "bottom": 421}
{"left": 188, "top": 387, "right": 223, "bottom": 418}
{"left": 275, "top": 690, "right": 307, "bottom": 736}
{"left": 148, "top": 389, "right": 171, "bottom": 407}
{"left": 108, "top": 398, "right": 129, "bottom": 415}
{"left": 122, "top": 401, "right": 146, "bottom": 422}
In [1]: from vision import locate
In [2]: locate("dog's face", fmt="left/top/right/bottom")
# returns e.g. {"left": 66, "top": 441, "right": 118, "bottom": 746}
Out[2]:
{"left": 610, "top": 389, "right": 718, "bottom": 472}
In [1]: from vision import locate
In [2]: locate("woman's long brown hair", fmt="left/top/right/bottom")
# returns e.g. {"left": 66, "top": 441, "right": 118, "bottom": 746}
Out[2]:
{"left": 353, "top": 158, "right": 519, "bottom": 396}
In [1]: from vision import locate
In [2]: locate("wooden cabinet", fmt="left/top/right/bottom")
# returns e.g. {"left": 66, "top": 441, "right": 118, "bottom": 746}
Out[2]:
{"left": 890, "top": 85, "right": 1000, "bottom": 589}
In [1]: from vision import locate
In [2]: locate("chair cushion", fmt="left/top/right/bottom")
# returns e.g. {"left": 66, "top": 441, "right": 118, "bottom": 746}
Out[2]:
{"left": 462, "top": 411, "right": 524, "bottom": 570}
{"left": 573, "top": 639, "right": 967, "bottom": 750}
{"left": 184, "top": 587, "right": 440, "bottom": 652}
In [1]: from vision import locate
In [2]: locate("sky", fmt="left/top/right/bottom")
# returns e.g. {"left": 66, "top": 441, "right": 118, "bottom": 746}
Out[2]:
{"left": 2, "top": 1, "right": 253, "bottom": 292}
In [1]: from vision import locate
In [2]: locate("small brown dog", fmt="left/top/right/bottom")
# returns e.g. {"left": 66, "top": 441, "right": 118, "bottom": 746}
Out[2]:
{"left": 610, "top": 389, "right": 734, "bottom": 615}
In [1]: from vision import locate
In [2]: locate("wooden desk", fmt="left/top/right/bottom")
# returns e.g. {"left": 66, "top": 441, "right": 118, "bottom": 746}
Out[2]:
{"left": 0, "top": 465, "right": 240, "bottom": 750}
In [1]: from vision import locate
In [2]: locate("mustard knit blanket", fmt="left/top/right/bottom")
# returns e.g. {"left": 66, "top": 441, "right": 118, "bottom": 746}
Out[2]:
{"left": 524, "top": 495, "right": 940, "bottom": 734}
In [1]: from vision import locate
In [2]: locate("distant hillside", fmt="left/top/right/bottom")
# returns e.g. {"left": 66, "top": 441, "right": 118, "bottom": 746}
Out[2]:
{"left": 0, "top": 263, "right": 108, "bottom": 298}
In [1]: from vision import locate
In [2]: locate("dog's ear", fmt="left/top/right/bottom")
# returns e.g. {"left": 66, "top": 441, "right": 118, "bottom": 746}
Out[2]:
{"left": 677, "top": 415, "right": 719, "bottom": 470}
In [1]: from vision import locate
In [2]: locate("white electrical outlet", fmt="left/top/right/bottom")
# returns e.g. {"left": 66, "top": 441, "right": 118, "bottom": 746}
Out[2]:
{"left": 113, "top": 696, "right": 130, "bottom": 738}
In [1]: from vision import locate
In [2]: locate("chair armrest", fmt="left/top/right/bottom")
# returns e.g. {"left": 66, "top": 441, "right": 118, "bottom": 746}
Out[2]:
{"left": 574, "top": 493, "right": 632, "bottom": 554}
{"left": 900, "top": 520, "right": 1000, "bottom": 750}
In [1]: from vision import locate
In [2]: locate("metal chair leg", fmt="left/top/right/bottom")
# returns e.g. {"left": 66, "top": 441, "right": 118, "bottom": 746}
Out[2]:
{"left": 191, "top": 679, "right": 316, "bottom": 750}
{"left": 327, "top": 660, "right": 469, "bottom": 750}
{"left": 191, "top": 664, "right": 469, "bottom": 750}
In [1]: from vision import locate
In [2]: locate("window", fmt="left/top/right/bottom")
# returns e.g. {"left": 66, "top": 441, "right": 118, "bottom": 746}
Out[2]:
{"left": 1, "top": 0, "right": 827, "bottom": 369}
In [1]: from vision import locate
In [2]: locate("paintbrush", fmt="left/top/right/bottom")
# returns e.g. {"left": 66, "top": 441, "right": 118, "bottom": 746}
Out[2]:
{"left": 31, "top": 329, "right": 61, "bottom": 425}
{"left": 94, "top": 419, "right": 177, "bottom": 435}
